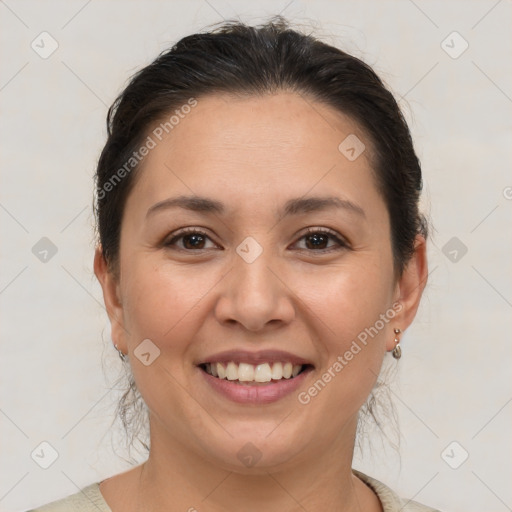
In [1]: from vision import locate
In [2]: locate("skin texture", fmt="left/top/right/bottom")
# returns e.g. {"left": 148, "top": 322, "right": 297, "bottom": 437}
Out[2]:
{"left": 94, "top": 92, "right": 428, "bottom": 512}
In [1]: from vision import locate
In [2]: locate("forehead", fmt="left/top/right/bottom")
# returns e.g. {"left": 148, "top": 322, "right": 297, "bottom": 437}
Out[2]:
{"left": 160, "top": 91, "right": 371, "bottom": 165}
{"left": 126, "top": 91, "right": 383, "bottom": 219}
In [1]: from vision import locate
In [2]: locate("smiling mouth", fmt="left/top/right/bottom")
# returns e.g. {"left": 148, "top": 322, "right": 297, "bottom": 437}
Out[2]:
{"left": 199, "top": 361, "right": 312, "bottom": 385}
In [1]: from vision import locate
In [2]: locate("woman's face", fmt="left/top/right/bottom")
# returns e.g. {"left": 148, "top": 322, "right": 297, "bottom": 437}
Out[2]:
{"left": 96, "top": 92, "right": 425, "bottom": 472}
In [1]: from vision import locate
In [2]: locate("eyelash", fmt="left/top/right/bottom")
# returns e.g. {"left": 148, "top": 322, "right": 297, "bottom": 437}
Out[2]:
{"left": 164, "top": 227, "right": 349, "bottom": 253}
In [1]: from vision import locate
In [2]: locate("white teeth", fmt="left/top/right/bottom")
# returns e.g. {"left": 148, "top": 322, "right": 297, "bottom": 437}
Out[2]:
{"left": 226, "top": 361, "right": 238, "bottom": 381}
{"left": 205, "top": 361, "right": 304, "bottom": 382}
{"left": 254, "top": 363, "right": 272, "bottom": 382}
{"left": 238, "top": 363, "right": 255, "bottom": 381}
{"left": 271, "top": 362, "right": 283, "bottom": 379}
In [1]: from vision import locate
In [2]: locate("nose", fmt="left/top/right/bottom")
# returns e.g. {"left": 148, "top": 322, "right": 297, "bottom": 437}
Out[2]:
{"left": 214, "top": 248, "right": 295, "bottom": 332}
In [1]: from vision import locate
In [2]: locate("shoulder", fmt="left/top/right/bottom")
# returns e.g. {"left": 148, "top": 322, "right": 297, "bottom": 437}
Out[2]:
{"left": 353, "top": 469, "right": 442, "bottom": 512}
{"left": 26, "top": 483, "right": 111, "bottom": 512}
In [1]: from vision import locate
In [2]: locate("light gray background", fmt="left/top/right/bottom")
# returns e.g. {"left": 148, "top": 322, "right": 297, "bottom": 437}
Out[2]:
{"left": 1, "top": 1, "right": 511, "bottom": 511}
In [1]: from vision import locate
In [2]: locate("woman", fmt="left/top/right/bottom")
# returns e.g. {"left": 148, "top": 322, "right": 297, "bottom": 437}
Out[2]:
{"left": 30, "top": 16, "right": 439, "bottom": 512}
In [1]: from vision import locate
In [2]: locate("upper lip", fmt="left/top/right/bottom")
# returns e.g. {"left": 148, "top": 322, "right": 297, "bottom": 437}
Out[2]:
{"left": 197, "top": 349, "right": 313, "bottom": 367}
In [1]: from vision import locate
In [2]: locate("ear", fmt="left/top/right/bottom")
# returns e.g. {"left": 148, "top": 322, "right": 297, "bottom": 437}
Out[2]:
{"left": 387, "top": 234, "right": 428, "bottom": 351}
{"left": 93, "top": 246, "right": 128, "bottom": 354}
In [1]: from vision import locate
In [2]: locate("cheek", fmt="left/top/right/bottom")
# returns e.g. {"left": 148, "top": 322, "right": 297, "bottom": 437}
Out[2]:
{"left": 119, "top": 261, "right": 215, "bottom": 416}
{"left": 296, "top": 258, "right": 394, "bottom": 338}
{"left": 120, "top": 259, "right": 221, "bottom": 345}
{"left": 293, "top": 261, "right": 393, "bottom": 401}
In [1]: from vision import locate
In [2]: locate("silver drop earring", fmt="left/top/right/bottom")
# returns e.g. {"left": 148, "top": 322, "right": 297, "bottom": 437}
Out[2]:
{"left": 115, "top": 343, "right": 128, "bottom": 362}
{"left": 392, "top": 328, "right": 402, "bottom": 359}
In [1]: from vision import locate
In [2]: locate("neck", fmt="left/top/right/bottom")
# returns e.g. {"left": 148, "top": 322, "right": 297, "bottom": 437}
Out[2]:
{"left": 131, "top": 413, "right": 381, "bottom": 512}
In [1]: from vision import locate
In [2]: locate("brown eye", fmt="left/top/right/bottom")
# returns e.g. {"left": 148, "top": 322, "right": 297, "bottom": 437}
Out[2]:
{"left": 304, "top": 232, "right": 330, "bottom": 250}
{"left": 294, "top": 228, "right": 348, "bottom": 252}
{"left": 182, "top": 233, "right": 206, "bottom": 249}
{"left": 165, "top": 229, "right": 217, "bottom": 251}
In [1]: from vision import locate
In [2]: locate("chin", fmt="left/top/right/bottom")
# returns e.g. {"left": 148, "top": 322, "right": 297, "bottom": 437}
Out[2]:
{"left": 191, "top": 424, "right": 310, "bottom": 474}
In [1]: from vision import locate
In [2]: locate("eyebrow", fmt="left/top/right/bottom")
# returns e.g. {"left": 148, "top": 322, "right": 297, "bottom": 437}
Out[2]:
{"left": 146, "top": 194, "right": 366, "bottom": 220}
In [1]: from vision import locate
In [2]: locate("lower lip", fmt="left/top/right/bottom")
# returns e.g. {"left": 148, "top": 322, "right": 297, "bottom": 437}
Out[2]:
{"left": 199, "top": 367, "right": 312, "bottom": 404}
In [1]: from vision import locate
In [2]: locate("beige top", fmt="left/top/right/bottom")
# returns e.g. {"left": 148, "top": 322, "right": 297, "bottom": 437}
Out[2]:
{"left": 28, "top": 469, "right": 441, "bottom": 511}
